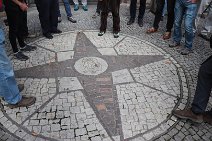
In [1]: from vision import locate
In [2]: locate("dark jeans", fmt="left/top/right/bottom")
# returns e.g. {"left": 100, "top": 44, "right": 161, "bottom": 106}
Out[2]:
{"left": 100, "top": 0, "right": 120, "bottom": 33}
{"left": 130, "top": 0, "right": 146, "bottom": 21}
{"left": 35, "top": 0, "right": 59, "bottom": 34}
{"left": 96, "top": 0, "right": 103, "bottom": 14}
{"left": 5, "top": 9, "right": 26, "bottom": 53}
{"left": 153, "top": 0, "right": 175, "bottom": 31}
{"left": 192, "top": 53, "right": 212, "bottom": 115}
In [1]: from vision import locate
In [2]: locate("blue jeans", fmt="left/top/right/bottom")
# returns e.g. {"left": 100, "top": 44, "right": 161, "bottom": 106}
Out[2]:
{"left": 0, "top": 28, "right": 22, "bottom": 104}
{"left": 58, "top": 0, "right": 72, "bottom": 17}
{"left": 173, "top": 0, "right": 198, "bottom": 49}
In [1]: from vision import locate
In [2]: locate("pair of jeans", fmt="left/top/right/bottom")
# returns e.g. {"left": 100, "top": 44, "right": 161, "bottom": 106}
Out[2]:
{"left": 153, "top": 0, "right": 175, "bottom": 32}
{"left": 0, "top": 28, "right": 22, "bottom": 104}
{"left": 5, "top": 8, "right": 26, "bottom": 53}
{"left": 58, "top": 0, "right": 72, "bottom": 17}
{"left": 100, "top": 0, "right": 120, "bottom": 33}
{"left": 192, "top": 54, "right": 212, "bottom": 115}
{"left": 130, "top": 0, "right": 146, "bottom": 21}
{"left": 173, "top": 0, "right": 198, "bottom": 49}
{"left": 35, "top": 0, "right": 59, "bottom": 35}
{"left": 73, "top": 0, "right": 87, "bottom": 6}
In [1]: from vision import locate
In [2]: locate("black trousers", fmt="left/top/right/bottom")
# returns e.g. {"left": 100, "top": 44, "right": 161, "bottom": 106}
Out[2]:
{"left": 96, "top": 0, "right": 103, "bottom": 13}
{"left": 22, "top": 0, "right": 28, "bottom": 36}
{"left": 5, "top": 9, "right": 26, "bottom": 53}
{"left": 35, "top": 0, "right": 59, "bottom": 35}
{"left": 100, "top": 0, "right": 120, "bottom": 33}
{"left": 130, "top": 0, "right": 147, "bottom": 21}
{"left": 153, "top": 0, "right": 175, "bottom": 31}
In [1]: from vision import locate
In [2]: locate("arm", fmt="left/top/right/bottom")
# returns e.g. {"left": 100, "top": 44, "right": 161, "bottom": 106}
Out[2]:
{"left": 12, "top": 0, "right": 28, "bottom": 11}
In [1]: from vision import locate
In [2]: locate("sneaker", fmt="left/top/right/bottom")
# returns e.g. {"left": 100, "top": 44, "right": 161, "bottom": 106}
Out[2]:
{"left": 173, "top": 108, "right": 203, "bottom": 123}
{"left": 68, "top": 17, "right": 77, "bottom": 23}
{"left": 203, "top": 112, "right": 212, "bottom": 125}
{"left": 74, "top": 4, "right": 79, "bottom": 11}
{"left": 20, "top": 45, "right": 37, "bottom": 52}
{"left": 18, "top": 84, "right": 24, "bottom": 92}
{"left": 58, "top": 16, "right": 62, "bottom": 23}
{"left": 198, "top": 33, "right": 210, "bottom": 41}
{"left": 169, "top": 41, "right": 181, "bottom": 48}
{"left": 108, "top": 12, "right": 112, "bottom": 18}
{"left": 14, "top": 52, "right": 29, "bottom": 61}
{"left": 92, "top": 12, "right": 100, "bottom": 18}
{"left": 127, "top": 19, "right": 134, "bottom": 25}
{"left": 82, "top": 5, "right": 88, "bottom": 11}
{"left": 43, "top": 32, "right": 53, "bottom": 39}
{"left": 114, "top": 32, "right": 119, "bottom": 38}
{"left": 98, "top": 31, "right": 105, "bottom": 36}
{"left": 138, "top": 19, "right": 143, "bottom": 27}
{"left": 7, "top": 96, "right": 36, "bottom": 109}
{"left": 180, "top": 47, "right": 193, "bottom": 55}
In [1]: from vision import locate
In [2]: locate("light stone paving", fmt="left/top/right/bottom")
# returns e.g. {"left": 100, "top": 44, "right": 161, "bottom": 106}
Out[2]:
{"left": 58, "top": 77, "right": 83, "bottom": 92}
{"left": 112, "top": 69, "right": 134, "bottom": 84}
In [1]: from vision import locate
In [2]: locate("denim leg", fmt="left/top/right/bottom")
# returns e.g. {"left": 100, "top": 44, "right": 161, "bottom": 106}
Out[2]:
{"left": 173, "top": 0, "right": 184, "bottom": 43}
{"left": 184, "top": 3, "right": 198, "bottom": 49}
{"left": 62, "top": 0, "right": 72, "bottom": 17}
{"left": 192, "top": 56, "right": 212, "bottom": 114}
{"left": 0, "top": 28, "right": 22, "bottom": 104}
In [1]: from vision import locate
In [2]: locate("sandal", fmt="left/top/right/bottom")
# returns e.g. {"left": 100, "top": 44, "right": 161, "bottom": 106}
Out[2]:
{"left": 163, "top": 32, "right": 171, "bottom": 40}
{"left": 146, "top": 27, "right": 158, "bottom": 34}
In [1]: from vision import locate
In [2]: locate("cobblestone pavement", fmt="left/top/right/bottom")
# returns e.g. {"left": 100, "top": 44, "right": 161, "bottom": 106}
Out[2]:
{"left": 0, "top": 4, "right": 211, "bottom": 141}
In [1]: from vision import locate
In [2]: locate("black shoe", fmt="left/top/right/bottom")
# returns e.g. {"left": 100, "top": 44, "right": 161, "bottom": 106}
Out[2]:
{"left": 198, "top": 33, "right": 210, "bottom": 41}
{"left": 127, "top": 19, "right": 134, "bottom": 25}
{"left": 68, "top": 17, "right": 77, "bottom": 23}
{"left": 43, "top": 33, "right": 53, "bottom": 39}
{"left": 51, "top": 29, "right": 62, "bottom": 34}
{"left": 20, "top": 45, "right": 37, "bottom": 52}
{"left": 18, "top": 84, "right": 24, "bottom": 92}
{"left": 113, "top": 32, "right": 119, "bottom": 38}
{"left": 138, "top": 19, "right": 143, "bottom": 27}
{"left": 14, "top": 52, "right": 29, "bottom": 61}
{"left": 98, "top": 31, "right": 105, "bottom": 36}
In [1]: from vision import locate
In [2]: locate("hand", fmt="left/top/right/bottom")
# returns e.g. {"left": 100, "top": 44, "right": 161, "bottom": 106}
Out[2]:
{"left": 19, "top": 3, "right": 28, "bottom": 11}
{"left": 187, "top": 0, "right": 198, "bottom": 3}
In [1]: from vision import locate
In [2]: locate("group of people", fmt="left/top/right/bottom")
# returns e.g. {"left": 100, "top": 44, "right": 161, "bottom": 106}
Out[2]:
{"left": 0, "top": 0, "right": 211, "bottom": 127}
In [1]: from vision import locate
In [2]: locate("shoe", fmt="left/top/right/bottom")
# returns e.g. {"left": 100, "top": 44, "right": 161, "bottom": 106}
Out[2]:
{"left": 20, "top": 45, "right": 37, "bottom": 52}
{"left": 18, "top": 84, "right": 24, "bottom": 92}
{"left": 161, "top": 16, "right": 164, "bottom": 21}
{"left": 114, "top": 32, "right": 119, "bottom": 38}
{"left": 51, "top": 29, "right": 62, "bottom": 34}
{"left": 180, "top": 47, "right": 193, "bottom": 55}
{"left": 169, "top": 41, "right": 180, "bottom": 48}
{"left": 127, "top": 19, "right": 134, "bottom": 25}
{"left": 146, "top": 27, "right": 158, "bottom": 34}
{"left": 198, "top": 33, "right": 210, "bottom": 41}
{"left": 203, "top": 112, "right": 212, "bottom": 125}
{"left": 98, "top": 31, "right": 105, "bottom": 36}
{"left": 173, "top": 108, "right": 203, "bottom": 123}
{"left": 68, "top": 17, "right": 77, "bottom": 23}
{"left": 163, "top": 32, "right": 171, "bottom": 40}
{"left": 14, "top": 52, "right": 29, "bottom": 61}
{"left": 92, "top": 12, "right": 100, "bottom": 18}
{"left": 43, "top": 33, "right": 53, "bottom": 39}
{"left": 138, "top": 19, "right": 143, "bottom": 27}
{"left": 4, "top": 19, "right": 8, "bottom": 26}
{"left": 108, "top": 12, "right": 112, "bottom": 18}
{"left": 58, "top": 16, "right": 62, "bottom": 23}
{"left": 82, "top": 5, "right": 88, "bottom": 11}
{"left": 74, "top": 4, "right": 79, "bottom": 11}
{"left": 7, "top": 96, "right": 36, "bottom": 109}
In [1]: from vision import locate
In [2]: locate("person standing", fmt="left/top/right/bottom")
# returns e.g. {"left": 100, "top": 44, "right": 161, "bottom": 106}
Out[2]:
{"left": 58, "top": 0, "right": 77, "bottom": 23}
{"left": 35, "top": 0, "right": 62, "bottom": 39}
{"left": 0, "top": 27, "right": 36, "bottom": 108}
{"left": 73, "top": 0, "right": 88, "bottom": 11}
{"left": 146, "top": 0, "right": 175, "bottom": 40}
{"left": 169, "top": 0, "right": 198, "bottom": 55}
{"left": 127, "top": 0, "right": 147, "bottom": 27}
{"left": 98, "top": 0, "right": 121, "bottom": 38}
{"left": 4, "top": 0, "right": 37, "bottom": 61}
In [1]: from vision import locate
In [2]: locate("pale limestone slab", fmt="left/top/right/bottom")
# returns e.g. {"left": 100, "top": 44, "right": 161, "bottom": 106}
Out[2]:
{"left": 112, "top": 69, "right": 134, "bottom": 84}
{"left": 58, "top": 77, "right": 83, "bottom": 91}
{"left": 98, "top": 48, "right": 117, "bottom": 56}
{"left": 57, "top": 51, "right": 74, "bottom": 62}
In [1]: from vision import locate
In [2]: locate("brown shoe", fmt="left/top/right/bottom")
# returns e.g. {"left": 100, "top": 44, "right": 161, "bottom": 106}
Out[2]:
{"left": 18, "top": 84, "right": 24, "bottom": 92}
{"left": 203, "top": 112, "right": 212, "bottom": 125}
{"left": 172, "top": 108, "right": 203, "bottom": 123}
{"left": 7, "top": 96, "right": 36, "bottom": 109}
